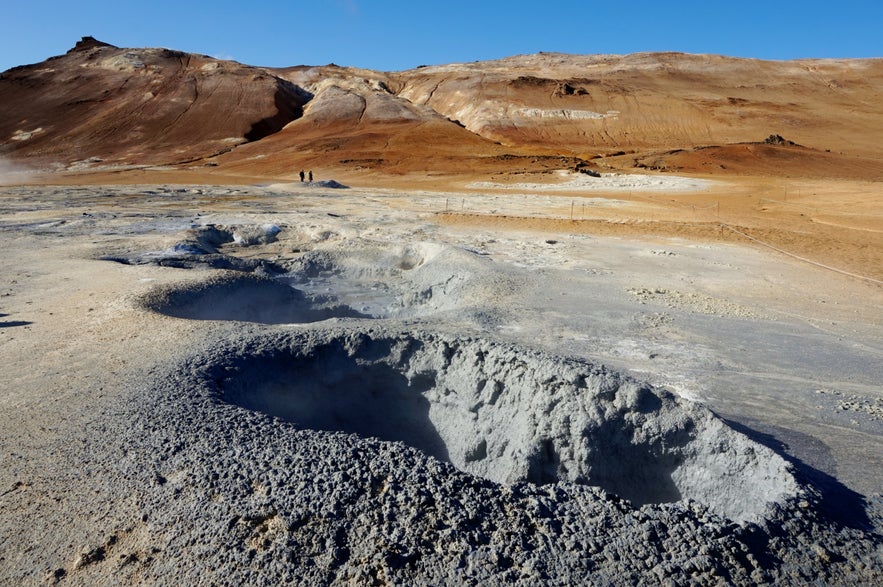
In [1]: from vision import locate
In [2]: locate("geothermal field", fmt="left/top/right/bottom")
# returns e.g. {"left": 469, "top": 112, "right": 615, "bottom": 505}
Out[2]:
{"left": 1, "top": 38, "right": 882, "bottom": 584}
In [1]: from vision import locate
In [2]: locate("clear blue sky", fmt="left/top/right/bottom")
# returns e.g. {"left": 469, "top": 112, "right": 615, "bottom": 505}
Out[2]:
{"left": 3, "top": 1, "right": 881, "bottom": 73}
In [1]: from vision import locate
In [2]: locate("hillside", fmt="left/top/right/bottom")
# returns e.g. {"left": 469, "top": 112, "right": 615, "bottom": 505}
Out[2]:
{"left": 0, "top": 37, "right": 309, "bottom": 168}
{"left": 3, "top": 38, "right": 883, "bottom": 182}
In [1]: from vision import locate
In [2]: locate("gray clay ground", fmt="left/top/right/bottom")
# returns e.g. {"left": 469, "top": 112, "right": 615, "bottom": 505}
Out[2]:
{"left": 0, "top": 183, "right": 881, "bottom": 585}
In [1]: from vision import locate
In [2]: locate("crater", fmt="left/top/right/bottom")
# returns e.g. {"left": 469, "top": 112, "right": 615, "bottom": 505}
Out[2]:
{"left": 206, "top": 330, "right": 799, "bottom": 522}
{"left": 141, "top": 242, "right": 494, "bottom": 323}
{"left": 140, "top": 273, "right": 367, "bottom": 324}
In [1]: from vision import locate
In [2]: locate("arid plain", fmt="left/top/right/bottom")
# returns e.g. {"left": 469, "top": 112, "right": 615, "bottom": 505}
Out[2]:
{"left": 1, "top": 38, "right": 881, "bottom": 584}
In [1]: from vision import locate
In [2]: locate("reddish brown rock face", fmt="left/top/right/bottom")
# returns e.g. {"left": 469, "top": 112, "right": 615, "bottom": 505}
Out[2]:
{"left": 0, "top": 38, "right": 308, "bottom": 166}
{"left": 5, "top": 40, "right": 883, "bottom": 182}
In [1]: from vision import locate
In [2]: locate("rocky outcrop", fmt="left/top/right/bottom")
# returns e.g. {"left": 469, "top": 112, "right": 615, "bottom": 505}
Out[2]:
{"left": 763, "top": 134, "right": 797, "bottom": 146}
{"left": 67, "top": 35, "right": 115, "bottom": 53}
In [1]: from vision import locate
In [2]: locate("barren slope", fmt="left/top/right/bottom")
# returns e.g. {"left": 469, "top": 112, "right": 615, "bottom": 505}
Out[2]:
{"left": 4, "top": 42, "right": 883, "bottom": 182}
{"left": 212, "top": 64, "right": 520, "bottom": 179}
{"left": 394, "top": 52, "right": 883, "bottom": 163}
{"left": 0, "top": 37, "right": 309, "bottom": 167}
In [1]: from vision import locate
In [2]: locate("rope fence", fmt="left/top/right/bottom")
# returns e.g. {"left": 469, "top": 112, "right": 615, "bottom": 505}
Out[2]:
{"left": 719, "top": 223, "right": 883, "bottom": 286}
{"left": 432, "top": 192, "right": 881, "bottom": 285}
{"left": 758, "top": 197, "right": 818, "bottom": 212}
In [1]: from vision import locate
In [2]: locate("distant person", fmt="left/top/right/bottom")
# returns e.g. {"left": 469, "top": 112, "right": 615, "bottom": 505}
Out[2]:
{"left": 308, "top": 170, "right": 313, "bottom": 182}
{"left": 299, "top": 170, "right": 305, "bottom": 182}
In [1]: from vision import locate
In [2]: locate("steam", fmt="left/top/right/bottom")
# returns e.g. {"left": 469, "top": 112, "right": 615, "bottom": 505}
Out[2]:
{"left": 0, "top": 156, "right": 37, "bottom": 186}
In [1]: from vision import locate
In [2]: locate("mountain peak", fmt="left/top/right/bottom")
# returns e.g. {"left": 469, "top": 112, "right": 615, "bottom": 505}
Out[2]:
{"left": 68, "top": 36, "right": 116, "bottom": 53}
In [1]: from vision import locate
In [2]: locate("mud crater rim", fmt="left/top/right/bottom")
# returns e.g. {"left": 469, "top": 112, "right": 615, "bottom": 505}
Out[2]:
{"left": 140, "top": 244, "right": 453, "bottom": 324}
{"left": 205, "top": 330, "right": 799, "bottom": 523}
{"left": 141, "top": 273, "right": 401, "bottom": 324}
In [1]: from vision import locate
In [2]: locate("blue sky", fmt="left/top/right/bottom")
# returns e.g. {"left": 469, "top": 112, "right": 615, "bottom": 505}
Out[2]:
{"left": 2, "top": 1, "right": 881, "bottom": 73}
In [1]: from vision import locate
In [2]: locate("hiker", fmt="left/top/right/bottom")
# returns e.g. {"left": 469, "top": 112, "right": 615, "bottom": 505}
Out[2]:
{"left": 308, "top": 170, "right": 313, "bottom": 182}
{"left": 299, "top": 170, "right": 305, "bottom": 182}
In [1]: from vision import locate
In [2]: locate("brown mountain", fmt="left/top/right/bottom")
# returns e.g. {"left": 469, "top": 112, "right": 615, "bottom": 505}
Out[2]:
{"left": 0, "top": 37, "right": 308, "bottom": 167}
{"left": 2, "top": 37, "right": 883, "bottom": 182}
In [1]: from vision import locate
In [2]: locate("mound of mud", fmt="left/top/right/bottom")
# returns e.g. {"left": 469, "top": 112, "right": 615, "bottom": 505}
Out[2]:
{"left": 283, "top": 242, "right": 453, "bottom": 318}
{"left": 104, "top": 325, "right": 880, "bottom": 585}
{"left": 103, "top": 224, "right": 285, "bottom": 272}
{"left": 307, "top": 179, "right": 349, "bottom": 189}
{"left": 142, "top": 242, "right": 517, "bottom": 324}
{"left": 210, "top": 330, "right": 796, "bottom": 523}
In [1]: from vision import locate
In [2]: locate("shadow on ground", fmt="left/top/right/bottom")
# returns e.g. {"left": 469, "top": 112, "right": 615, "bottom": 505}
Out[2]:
{"left": 723, "top": 418, "right": 874, "bottom": 531}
